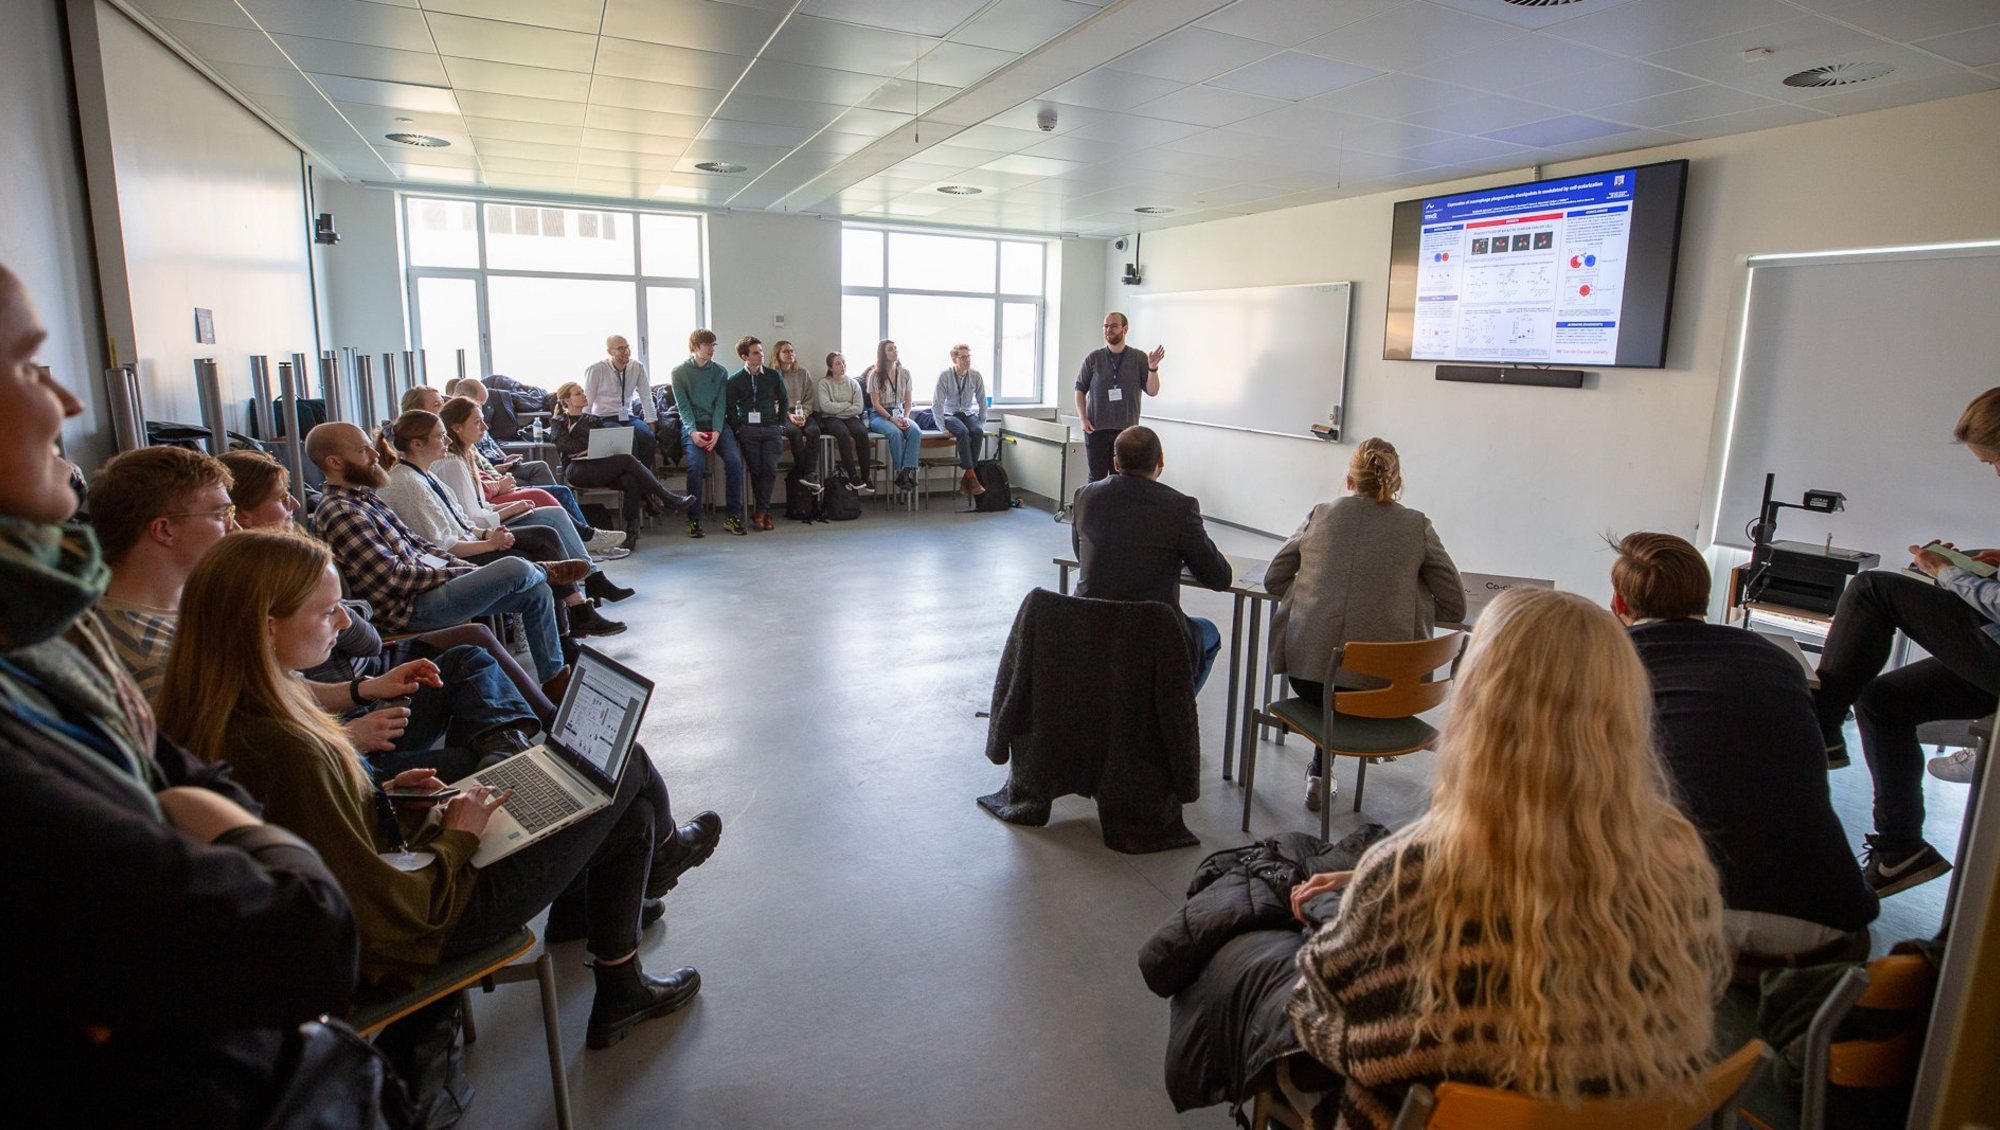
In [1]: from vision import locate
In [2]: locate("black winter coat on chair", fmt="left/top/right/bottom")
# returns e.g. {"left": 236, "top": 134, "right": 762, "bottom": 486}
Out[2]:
{"left": 979, "top": 588, "right": 1201, "bottom": 853}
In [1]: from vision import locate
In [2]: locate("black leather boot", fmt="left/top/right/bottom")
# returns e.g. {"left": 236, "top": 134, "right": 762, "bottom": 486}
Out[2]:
{"left": 567, "top": 602, "right": 627, "bottom": 638}
{"left": 583, "top": 571, "right": 635, "bottom": 604}
{"left": 647, "top": 811, "right": 722, "bottom": 899}
{"left": 469, "top": 723, "right": 537, "bottom": 770}
{"left": 586, "top": 957, "right": 699, "bottom": 1049}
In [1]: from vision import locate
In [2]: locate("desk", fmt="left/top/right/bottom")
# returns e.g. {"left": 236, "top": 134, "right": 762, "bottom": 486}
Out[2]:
{"left": 1053, "top": 553, "right": 1274, "bottom": 781}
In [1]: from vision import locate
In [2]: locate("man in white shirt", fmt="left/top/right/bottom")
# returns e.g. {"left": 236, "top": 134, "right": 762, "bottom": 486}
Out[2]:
{"left": 581, "top": 335, "right": 656, "bottom": 468}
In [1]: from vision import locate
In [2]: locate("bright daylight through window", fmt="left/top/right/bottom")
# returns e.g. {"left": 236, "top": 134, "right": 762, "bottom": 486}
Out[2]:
{"left": 842, "top": 227, "right": 1048, "bottom": 403}
{"left": 403, "top": 197, "right": 703, "bottom": 387}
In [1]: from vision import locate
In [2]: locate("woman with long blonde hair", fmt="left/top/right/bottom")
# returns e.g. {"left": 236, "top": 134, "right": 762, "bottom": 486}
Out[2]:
{"left": 1288, "top": 587, "right": 1727, "bottom": 1129}
{"left": 158, "top": 529, "right": 706, "bottom": 1052}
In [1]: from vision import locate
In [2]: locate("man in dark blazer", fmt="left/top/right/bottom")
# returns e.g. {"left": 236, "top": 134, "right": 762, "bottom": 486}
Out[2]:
{"left": 1610, "top": 532, "right": 1877, "bottom": 971}
{"left": 1072, "top": 426, "right": 1233, "bottom": 690}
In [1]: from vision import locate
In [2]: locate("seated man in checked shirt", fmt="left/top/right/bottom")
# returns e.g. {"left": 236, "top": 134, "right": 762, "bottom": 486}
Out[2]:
{"left": 306, "top": 422, "right": 571, "bottom": 691}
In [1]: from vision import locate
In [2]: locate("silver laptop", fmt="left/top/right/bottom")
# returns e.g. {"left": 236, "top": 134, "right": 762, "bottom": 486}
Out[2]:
{"left": 585, "top": 425, "right": 635, "bottom": 459}
{"left": 451, "top": 646, "right": 652, "bottom": 868}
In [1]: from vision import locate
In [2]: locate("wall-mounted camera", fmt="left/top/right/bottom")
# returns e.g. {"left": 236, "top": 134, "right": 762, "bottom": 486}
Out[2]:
{"left": 313, "top": 213, "right": 340, "bottom": 246}
{"left": 1802, "top": 489, "right": 1846, "bottom": 513}
{"left": 1113, "top": 237, "right": 1128, "bottom": 251}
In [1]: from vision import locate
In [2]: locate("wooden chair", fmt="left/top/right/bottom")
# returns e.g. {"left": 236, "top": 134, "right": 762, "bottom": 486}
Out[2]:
{"left": 1742, "top": 954, "right": 1935, "bottom": 1130}
{"left": 1390, "top": 1039, "right": 1772, "bottom": 1130}
{"left": 1242, "top": 632, "right": 1464, "bottom": 839}
{"left": 349, "top": 927, "right": 574, "bottom": 1130}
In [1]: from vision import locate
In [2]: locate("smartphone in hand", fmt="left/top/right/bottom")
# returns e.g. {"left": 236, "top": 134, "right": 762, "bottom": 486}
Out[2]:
{"left": 384, "top": 786, "right": 461, "bottom": 805}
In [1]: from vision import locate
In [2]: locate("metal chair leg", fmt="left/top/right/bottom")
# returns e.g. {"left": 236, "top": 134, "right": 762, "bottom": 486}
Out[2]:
{"left": 536, "top": 952, "right": 574, "bottom": 1130}
{"left": 1241, "top": 711, "right": 1262, "bottom": 833}
{"left": 1352, "top": 758, "right": 1366, "bottom": 813}
{"left": 459, "top": 988, "right": 478, "bottom": 1044}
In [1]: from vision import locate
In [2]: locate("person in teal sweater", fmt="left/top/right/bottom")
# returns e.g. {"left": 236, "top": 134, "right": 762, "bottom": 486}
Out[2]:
{"left": 669, "top": 328, "right": 746, "bottom": 538}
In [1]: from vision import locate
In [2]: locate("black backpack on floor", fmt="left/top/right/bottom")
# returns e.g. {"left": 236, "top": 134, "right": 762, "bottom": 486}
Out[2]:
{"left": 973, "top": 459, "right": 1013, "bottom": 512}
{"left": 822, "top": 480, "right": 862, "bottom": 521}
{"left": 783, "top": 470, "right": 823, "bottom": 522}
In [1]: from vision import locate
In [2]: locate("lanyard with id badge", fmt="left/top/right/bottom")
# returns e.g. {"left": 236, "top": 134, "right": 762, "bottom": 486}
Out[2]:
{"left": 373, "top": 788, "right": 436, "bottom": 871}
{"left": 1103, "top": 354, "right": 1124, "bottom": 402}
{"left": 746, "top": 371, "right": 765, "bottom": 424}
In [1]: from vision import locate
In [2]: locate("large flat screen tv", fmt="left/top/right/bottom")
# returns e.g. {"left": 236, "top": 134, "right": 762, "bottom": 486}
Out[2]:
{"left": 1383, "top": 158, "right": 1688, "bottom": 368}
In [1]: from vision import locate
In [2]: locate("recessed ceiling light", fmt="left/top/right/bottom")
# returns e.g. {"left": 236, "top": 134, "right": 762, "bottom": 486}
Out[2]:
{"left": 1782, "top": 61, "right": 1895, "bottom": 88}
{"left": 385, "top": 132, "right": 449, "bottom": 147}
{"left": 1134, "top": 206, "right": 1175, "bottom": 215}
{"left": 937, "top": 185, "right": 983, "bottom": 195}
{"left": 694, "top": 161, "right": 747, "bottom": 174}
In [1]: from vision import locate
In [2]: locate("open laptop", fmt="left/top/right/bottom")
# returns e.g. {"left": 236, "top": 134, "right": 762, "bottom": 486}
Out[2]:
{"left": 585, "top": 425, "right": 635, "bottom": 460}
{"left": 451, "top": 646, "right": 652, "bottom": 868}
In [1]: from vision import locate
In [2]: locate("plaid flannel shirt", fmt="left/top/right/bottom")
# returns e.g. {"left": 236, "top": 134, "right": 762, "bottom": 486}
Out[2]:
{"left": 314, "top": 484, "right": 474, "bottom": 631}
{"left": 474, "top": 434, "right": 507, "bottom": 473}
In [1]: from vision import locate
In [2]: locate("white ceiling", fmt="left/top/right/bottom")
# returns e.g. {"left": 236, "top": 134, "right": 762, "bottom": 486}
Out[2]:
{"left": 127, "top": 0, "right": 2000, "bottom": 236}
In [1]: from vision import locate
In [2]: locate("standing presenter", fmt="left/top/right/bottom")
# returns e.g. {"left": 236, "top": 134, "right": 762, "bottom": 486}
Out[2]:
{"left": 1075, "top": 311, "right": 1165, "bottom": 482}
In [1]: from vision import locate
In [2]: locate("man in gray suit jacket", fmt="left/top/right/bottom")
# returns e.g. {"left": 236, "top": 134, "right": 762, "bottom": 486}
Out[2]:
{"left": 1071, "top": 427, "right": 1233, "bottom": 690}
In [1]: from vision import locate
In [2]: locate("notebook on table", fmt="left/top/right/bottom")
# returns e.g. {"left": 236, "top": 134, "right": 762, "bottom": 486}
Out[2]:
{"left": 451, "top": 646, "right": 652, "bottom": 868}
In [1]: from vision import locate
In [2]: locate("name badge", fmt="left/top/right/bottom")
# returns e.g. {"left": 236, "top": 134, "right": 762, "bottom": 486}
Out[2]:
{"left": 418, "top": 553, "right": 450, "bottom": 568}
{"left": 1108, "top": 387, "right": 1123, "bottom": 402}
{"left": 747, "top": 410, "right": 762, "bottom": 424}
{"left": 380, "top": 851, "right": 436, "bottom": 872}
{"left": 893, "top": 407, "right": 907, "bottom": 420}
{"left": 616, "top": 411, "right": 629, "bottom": 422}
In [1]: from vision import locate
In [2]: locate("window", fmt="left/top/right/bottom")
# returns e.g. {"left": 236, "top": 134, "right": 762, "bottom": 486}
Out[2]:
{"left": 840, "top": 225, "right": 1048, "bottom": 404}
{"left": 403, "top": 196, "right": 705, "bottom": 385}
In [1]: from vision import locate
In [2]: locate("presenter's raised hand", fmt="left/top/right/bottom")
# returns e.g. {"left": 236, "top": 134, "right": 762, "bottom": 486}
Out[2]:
{"left": 1148, "top": 345, "right": 1167, "bottom": 368}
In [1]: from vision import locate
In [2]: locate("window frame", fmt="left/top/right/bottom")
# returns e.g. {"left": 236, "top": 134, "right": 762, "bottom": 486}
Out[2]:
{"left": 840, "top": 224, "right": 1048, "bottom": 405}
{"left": 402, "top": 194, "right": 706, "bottom": 383}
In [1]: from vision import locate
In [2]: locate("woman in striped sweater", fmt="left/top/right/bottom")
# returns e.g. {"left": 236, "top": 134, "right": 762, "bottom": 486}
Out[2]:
{"left": 1287, "top": 587, "right": 1729, "bottom": 1129}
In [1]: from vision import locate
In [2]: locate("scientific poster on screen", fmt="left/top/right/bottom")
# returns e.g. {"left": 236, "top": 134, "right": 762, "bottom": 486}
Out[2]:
{"left": 1409, "top": 169, "right": 1639, "bottom": 366}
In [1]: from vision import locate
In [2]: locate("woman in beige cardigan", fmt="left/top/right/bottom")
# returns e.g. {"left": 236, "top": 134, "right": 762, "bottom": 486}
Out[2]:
{"left": 1264, "top": 437, "right": 1465, "bottom": 810}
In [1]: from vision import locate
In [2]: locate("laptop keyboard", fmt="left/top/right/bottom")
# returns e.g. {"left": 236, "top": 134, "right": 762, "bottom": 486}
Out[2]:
{"left": 481, "top": 757, "right": 584, "bottom": 834}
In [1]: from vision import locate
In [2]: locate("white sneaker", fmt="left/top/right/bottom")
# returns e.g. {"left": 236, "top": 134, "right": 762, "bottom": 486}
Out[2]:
{"left": 588, "top": 546, "right": 631, "bottom": 562}
{"left": 1928, "top": 747, "right": 1978, "bottom": 784}
{"left": 1304, "top": 774, "right": 1337, "bottom": 812}
{"left": 586, "top": 527, "right": 630, "bottom": 551}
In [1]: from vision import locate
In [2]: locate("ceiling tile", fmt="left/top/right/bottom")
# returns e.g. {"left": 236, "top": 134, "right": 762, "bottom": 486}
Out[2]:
{"left": 1112, "top": 28, "right": 1277, "bottom": 84}
{"left": 152, "top": 19, "right": 291, "bottom": 69}
{"left": 948, "top": 122, "right": 1050, "bottom": 151}
{"left": 859, "top": 75, "right": 960, "bottom": 115}
{"left": 1641, "top": 16, "right": 1882, "bottom": 88}
{"left": 1312, "top": 73, "right": 1479, "bottom": 121}
{"left": 1332, "top": 115, "right": 1460, "bottom": 154}
{"left": 954, "top": 0, "right": 1099, "bottom": 53}
{"left": 985, "top": 100, "right": 1103, "bottom": 136}
{"left": 584, "top": 102, "right": 711, "bottom": 136}
{"left": 455, "top": 90, "right": 590, "bottom": 126}
{"left": 1040, "top": 67, "right": 1185, "bottom": 112}
{"left": 1731, "top": 42, "right": 1965, "bottom": 102}
{"left": 804, "top": 0, "right": 989, "bottom": 38}
{"left": 595, "top": 38, "right": 754, "bottom": 89}
{"left": 1130, "top": 85, "right": 1284, "bottom": 127}
{"left": 419, "top": 0, "right": 606, "bottom": 34}
{"left": 587, "top": 76, "right": 727, "bottom": 117}
{"left": 711, "top": 94, "right": 850, "bottom": 131}
{"left": 827, "top": 105, "right": 917, "bottom": 134}
{"left": 576, "top": 147, "right": 687, "bottom": 172}
{"left": 698, "top": 117, "right": 820, "bottom": 147}
{"left": 1424, "top": 0, "right": 1647, "bottom": 32}
{"left": 792, "top": 129, "right": 883, "bottom": 155}
{"left": 1539, "top": 0, "right": 1801, "bottom": 56}
{"left": 737, "top": 57, "right": 889, "bottom": 104}
{"left": 1206, "top": 52, "right": 1381, "bottom": 101}
{"left": 315, "top": 74, "right": 461, "bottom": 113}
{"left": 1017, "top": 133, "right": 1141, "bottom": 162}
{"left": 1603, "top": 83, "right": 1775, "bottom": 128}
{"left": 581, "top": 127, "right": 696, "bottom": 155}
{"left": 1403, "top": 33, "right": 1621, "bottom": 94}
{"left": 1917, "top": 22, "right": 2000, "bottom": 67}
{"left": 914, "top": 41, "right": 1019, "bottom": 87}
{"left": 1798, "top": 68, "right": 1998, "bottom": 115}
{"left": 1402, "top": 94, "right": 1560, "bottom": 136}
{"left": 474, "top": 138, "right": 584, "bottom": 162}
{"left": 1067, "top": 111, "right": 1209, "bottom": 146}
{"left": 1814, "top": 0, "right": 2000, "bottom": 42}
{"left": 1229, "top": 101, "right": 1370, "bottom": 141}
{"left": 603, "top": 0, "right": 786, "bottom": 55}
{"left": 1507, "top": 56, "right": 1701, "bottom": 107}
{"left": 275, "top": 35, "right": 449, "bottom": 86}
{"left": 464, "top": 116, "right": 585, "bottom": 144}
{"left": 129, "top": 0, "right": 261, "bottom": 30}
{"left": 424, "top": 12, "right": 598, "bottom": 69}
{"left": 234, "top": 0, "right": 434, "bottom": 51}
{"left": 1657, "top": 102, "right": 1828, "bottom": 139}
{"left": 980, "top": 153, "right": 1087, "bottom": 176}
{"left": 1300, "top": 4, "right": 1533, "bottom": 73}
{"left": 1196, "top": 0, "right": 1395, "bottom": 46}
{"left": 1395, "top": 135, "right": 1532, "bottom": 166}
{"left": 1482, "top": 114, "right": 1638, "bottom": 148}
{"left": 762, "top": 16, "right": 928, "bottom": 78}
{"left": 440, "top": 57, "right": 592, "bottom": 100}
{"left": 395, "top": 166, "right": 482, "bottom": 185}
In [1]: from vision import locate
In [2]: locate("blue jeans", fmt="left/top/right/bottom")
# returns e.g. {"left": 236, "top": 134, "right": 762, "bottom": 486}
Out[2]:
{"left": 1191, "top": 615, "right": 1221, "bottom": 695}
{"left": 538, "top": 481, "right": 593, "bottom": 531}
{"left": 868, "top": 412, "right": 922, "bottom": 471}
{"left": 939, "top": 412, "right": 984, "bottom": 470}
{"left": 681, "top": 425, "right": 744, "bottom": 519}
{"left": 510, "top": 507, "right": 589, "bottom": 559}
{"left": 407, "top": 557, "right": 564, "bottom": 682}
{"left": 388, "top": 643, "right": 536, "bottom": 750}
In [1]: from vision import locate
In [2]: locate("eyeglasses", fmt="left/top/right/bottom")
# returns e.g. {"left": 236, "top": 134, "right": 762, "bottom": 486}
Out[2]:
{"left": 1101, "top": 323, "right": 1125, "bottom": 330}
{"left": 165, "top": 503, "right": 237, "bottom": 524}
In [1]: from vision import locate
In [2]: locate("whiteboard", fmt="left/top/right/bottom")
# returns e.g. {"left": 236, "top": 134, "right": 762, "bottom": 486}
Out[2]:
{"left": 1119, "top": 281, "right": 1350, "bottom": 440}
{"left": 1713, "top": 245, "right": 2000, "bottom": 561}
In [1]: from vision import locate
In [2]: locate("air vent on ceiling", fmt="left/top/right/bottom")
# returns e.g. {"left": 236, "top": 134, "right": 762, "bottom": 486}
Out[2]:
{"left": 385, "top": 132, "right": 449, "bottom": 147}
{"left": 936, "top": 185, "right": 983, "bottom": 195}
{"left": 693, "top": 161, "right": 747, "bottom": 174}
{"left": 1500, "top": 0, "right": 1589, "bottom": 6}
{"left": 1134, "top": 206, "right": 1175, "bottom": 215}
{"left": 1782, "top": 61, "right": 1896, "bottom": 88}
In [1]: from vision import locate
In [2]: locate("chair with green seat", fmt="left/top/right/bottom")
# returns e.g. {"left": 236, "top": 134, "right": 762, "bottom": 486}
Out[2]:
{"left": 349, "top": 926, "right": 574, "bottom": 1130}
{"left": 1243, "top": 631, "right": 1464, "bottom": 838}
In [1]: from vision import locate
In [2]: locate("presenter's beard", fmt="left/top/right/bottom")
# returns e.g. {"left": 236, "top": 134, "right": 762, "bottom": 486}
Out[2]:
{"left": 1104, "top": 330, "right": 1125, "bottom": 347}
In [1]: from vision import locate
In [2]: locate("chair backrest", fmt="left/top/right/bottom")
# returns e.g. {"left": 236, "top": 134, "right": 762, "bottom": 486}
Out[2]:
{"left": 1401, "top": 1038, "right": 1771, "bottom": 1130}
{"left": 1826, "top": 952, "right": 1936, "bottom": 1089}
{"left": 1330, "top": 632, "right": 1465, "bottom": 720}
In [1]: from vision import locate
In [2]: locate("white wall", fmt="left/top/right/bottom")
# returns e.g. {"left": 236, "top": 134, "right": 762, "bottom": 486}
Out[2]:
{"left": 313, "top": 175, "right": 406, "bottom": 359}
{"left": 1055, "top": 237, "right": 1106, "bottom": 398}
{"left": 76, "top": 1, "right": 318, "bottom": 438}
{"left": 705, "top": 211, "right": 840, "bottom": 370}
{"left": 0, "top": 0, "right": 110, "bottom": 471}
{"left": 1101, "top": 90, "right": 2000, "bottom": 600}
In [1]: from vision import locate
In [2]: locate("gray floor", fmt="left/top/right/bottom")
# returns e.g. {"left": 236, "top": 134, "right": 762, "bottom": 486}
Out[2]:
{"left": 460, "top": 496, "right": 1964, "bottom": 1130}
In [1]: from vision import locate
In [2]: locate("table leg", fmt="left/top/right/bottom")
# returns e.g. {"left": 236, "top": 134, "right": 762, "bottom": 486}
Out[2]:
{"left": 1058, "top": 564, "right": 1071, "bottom": 596}
{"left": 1239, "top": 599, "right": 1264, "bottom": 786}
{"left": 1222, "top": 592, "right": 1245, "bottom": 782}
